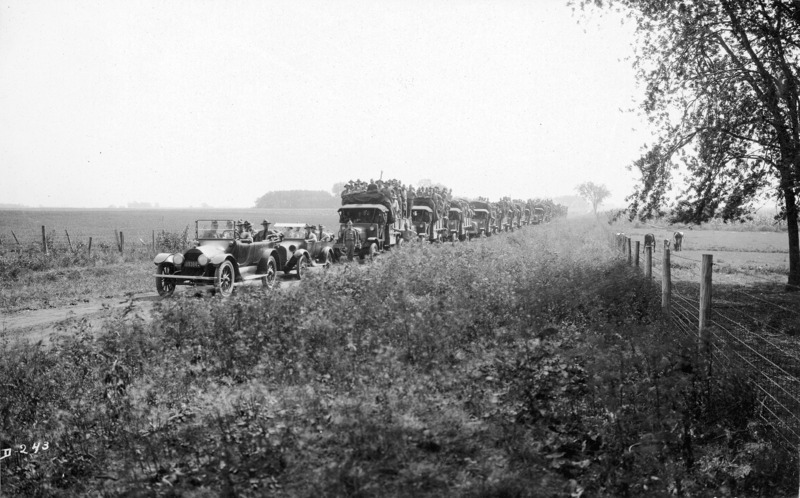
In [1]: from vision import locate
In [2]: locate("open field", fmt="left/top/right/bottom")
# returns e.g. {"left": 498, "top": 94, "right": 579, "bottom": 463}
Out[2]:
{"left": 0, "top": 218, "right": 798, "bottom": 496}
{"left": 0, "top": 207, "right": 342, "bottom": 248}
{"left": 613, "top": 227, "right": 792, "bottom": 287}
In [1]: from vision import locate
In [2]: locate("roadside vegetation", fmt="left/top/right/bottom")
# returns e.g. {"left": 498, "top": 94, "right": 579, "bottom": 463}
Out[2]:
{"left": 0, "top": 229, "right": 186, "bottom": 312}
{"left": 0, "top": 219, "right": 794, "bottom": 496}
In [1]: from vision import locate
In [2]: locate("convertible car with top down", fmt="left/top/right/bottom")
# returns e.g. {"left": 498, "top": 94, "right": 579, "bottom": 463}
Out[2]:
{"left": 153, "top": 219, "right": 279, "bottom": 297}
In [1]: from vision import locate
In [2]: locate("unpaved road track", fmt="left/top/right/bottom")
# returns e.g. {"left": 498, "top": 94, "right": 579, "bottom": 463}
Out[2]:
{"left": 1, "top": 275, "right": 306, "bottom": 345}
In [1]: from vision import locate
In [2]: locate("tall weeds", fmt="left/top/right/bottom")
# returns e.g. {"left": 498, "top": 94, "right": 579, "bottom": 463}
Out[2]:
{"left": 0, "top": 219, "right": 793, "bottom": 496}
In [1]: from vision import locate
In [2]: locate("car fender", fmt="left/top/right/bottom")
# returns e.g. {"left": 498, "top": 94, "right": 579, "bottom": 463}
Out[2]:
{"left": 153, "top": 253, "right": 174, "bottom": 265}
{"left": 284, "top": 249, "right": 309, "bottom": 270}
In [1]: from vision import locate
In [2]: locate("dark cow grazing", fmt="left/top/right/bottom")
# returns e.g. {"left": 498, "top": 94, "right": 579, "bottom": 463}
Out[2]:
{"left": 643, "top": 233, "right": 655, "bottom": 252}
{"left": 673, "top": 231, "right": 684, "bottom": 251}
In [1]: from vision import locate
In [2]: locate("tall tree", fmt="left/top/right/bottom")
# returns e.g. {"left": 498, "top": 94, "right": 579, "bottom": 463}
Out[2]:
{"left": 576, "top": 181, "right": 612, "bottom": 215}
{"left": 577, "top": 0, "right": 800, "bottom": 288}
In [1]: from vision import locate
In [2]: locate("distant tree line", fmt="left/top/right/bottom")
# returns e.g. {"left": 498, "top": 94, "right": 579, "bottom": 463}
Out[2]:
{"left": 253, "top": 190, "right": 339, "bottom": 209}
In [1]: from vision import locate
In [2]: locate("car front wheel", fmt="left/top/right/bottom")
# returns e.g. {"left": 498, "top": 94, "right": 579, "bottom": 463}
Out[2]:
{"left": 295, "top": 255, "right": 308, "bottom": 279}
{"left": 214, "top": 260, "right": 235, "bottom": 297}
{"left": 156, "top": 263, "right": 176, "bottom": 297}
{"left": 261, "top": 256, "right": 277, "bottom": 289}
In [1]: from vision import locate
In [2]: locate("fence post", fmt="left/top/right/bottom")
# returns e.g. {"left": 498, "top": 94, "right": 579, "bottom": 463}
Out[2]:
{"left": 41, "top": 225, "right": 48, "bottom": 254}
{"left": 627, "top": 237, "right": 632, "bottom": 265}
{"left": 88, "top": 237, "right": 93, "bottom": 256}
{"left": 634, "top": 241, "right": 640, "bottom": 267}
{"left": 114, "top": 230, "right": 121, "bottom": 252}
{"left": 152, "top": 230, "right": 156, "bottom": 252}
{"left": 699, "top": 254, "right": 713, "bottom": 351}
{"left": 119, "top": 231, "right": 125, "bottom": 254}
{"left": 645, "top": 246, "right": 652, "bottom": 280}
{"left": 662, "top": 248, "right": 671, "bottom": 317}
{"left": 65, "top": 229, "right": 73, "bottom": 252}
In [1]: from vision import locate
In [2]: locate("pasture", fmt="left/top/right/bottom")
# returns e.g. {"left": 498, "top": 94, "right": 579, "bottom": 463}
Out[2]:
{"left": 614, "top": 227, "right": 791, "bottom": 286}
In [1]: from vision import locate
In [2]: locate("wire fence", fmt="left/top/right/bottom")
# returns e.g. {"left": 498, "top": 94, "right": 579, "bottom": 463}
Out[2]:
{"left": 0, "top": 225, "right": 192, "bottom": 255}
{"left": 616, "top": 233, "right": 800, "bottom": 449}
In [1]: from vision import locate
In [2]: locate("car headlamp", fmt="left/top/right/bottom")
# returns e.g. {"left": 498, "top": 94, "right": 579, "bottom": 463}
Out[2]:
{"left": 173, "top": 253, "right": 184, "bottom": 265}
{"left": 369, "top": 225, "right": 376, "bottom": 232}
{"left": 197, "top": 254, "right": 208, "bottom": 266}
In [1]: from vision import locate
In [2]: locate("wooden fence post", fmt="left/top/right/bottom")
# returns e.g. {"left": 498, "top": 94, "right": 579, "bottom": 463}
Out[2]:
{"left": 65, "top": 229, "right": 73, "bottom": 252}
{"left": 645, "top": 246, "right": 652, "bottom": 280}
{"left": 634, "top": 241, "right": 640, "bottom": 267}
{"left": 114, "top": 230, "right": 121, "bottom": 252}
{"left": 152, "top": 230, "right": 156, "bottom": 252}
{"left": 627, "top": 237, "right": 632, "bottom": 265}
{"left": 699, "top": 254, "right": 713, "bottom": 351}
{"left": 88, "top": 237, "right": 93, "bottom": 256}
{"left": 119, "top": 231, "right": 125, "bottom": 254}
{"left": 662, "top": 248, "right": 671, "bottom": 317}
{"left": 41, "top": 225, "right": 48, "bottom": 254}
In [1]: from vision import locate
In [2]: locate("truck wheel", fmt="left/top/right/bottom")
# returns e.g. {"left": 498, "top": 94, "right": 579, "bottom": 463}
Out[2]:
{"left": 214, "top": 260, "right": 235, "bottom": 297}
{"left": 156, "top": 263, "right": 176, "bottom": 297}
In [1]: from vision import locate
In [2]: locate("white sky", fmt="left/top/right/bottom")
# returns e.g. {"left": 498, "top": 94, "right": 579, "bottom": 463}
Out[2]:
{"left": 0, "top": 0, "right": 651, "bottom": 209}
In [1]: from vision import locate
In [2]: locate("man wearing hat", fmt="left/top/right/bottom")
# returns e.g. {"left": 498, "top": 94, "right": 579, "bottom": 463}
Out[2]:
{"left": 304, "top": 224, "right": 318, "bottom": 242}
{"left": 238, "top": 220, "right": 253, "bottom": 243}
{"left": 342, "top": 219, "right": 360, "bottom": 261}
{"left": 253, "top": 219, "right": 271, "bottom": 242}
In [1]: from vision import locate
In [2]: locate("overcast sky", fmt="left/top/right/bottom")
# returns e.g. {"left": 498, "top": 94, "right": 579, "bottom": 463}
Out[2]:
{"left": 0, "top": 0, "right": 650, "bottom": 209}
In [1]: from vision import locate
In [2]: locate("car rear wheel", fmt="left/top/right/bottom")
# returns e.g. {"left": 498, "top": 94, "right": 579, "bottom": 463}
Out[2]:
{"left": 156, "top": 263, "right": 176, "bottom": 297}
{"left": 214, "top": 260, "right": 235, "bottom": 297}
{"left": 261, "top": 256, "right": 277, "bottom": 289}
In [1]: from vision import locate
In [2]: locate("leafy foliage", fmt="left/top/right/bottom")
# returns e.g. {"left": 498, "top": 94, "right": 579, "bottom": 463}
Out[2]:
{"left": 0, "top": 219, "right": 794, "bottom": 496}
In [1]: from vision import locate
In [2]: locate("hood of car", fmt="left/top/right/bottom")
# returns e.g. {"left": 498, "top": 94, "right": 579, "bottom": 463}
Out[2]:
{"left": 187, "top": 241, "right": 231, "bottom": 258}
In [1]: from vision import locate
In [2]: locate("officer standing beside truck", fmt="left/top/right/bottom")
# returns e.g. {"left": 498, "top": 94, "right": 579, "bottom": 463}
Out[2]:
{"left": 343, "top": 220, "right": 360, "bottom": 261}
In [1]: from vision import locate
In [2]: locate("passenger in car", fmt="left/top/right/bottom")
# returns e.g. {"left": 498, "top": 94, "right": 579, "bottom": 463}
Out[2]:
{"left": 238, "top": 220, "right": 253, "bottom": 243}
{"left": 253, "top": 219, "right": 271, "bottom": 242}
{"left": 305, "top": 225, "right": 318, "bottom": 242}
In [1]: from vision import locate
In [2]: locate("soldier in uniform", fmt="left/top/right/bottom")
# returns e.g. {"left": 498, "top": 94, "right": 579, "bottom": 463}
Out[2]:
{"left": 342, "top": 220, "right": 360, "bottom": 261}
{"left": 253, "top": 219, "right": 271, "bottom": 242}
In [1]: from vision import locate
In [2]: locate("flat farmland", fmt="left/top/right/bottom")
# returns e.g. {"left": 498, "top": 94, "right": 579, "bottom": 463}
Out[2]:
{"left": 0, "top": 207, "right": 342, "bottom": 247}
{"left": 617, "top": 227, "right": 791, "bottom": 286}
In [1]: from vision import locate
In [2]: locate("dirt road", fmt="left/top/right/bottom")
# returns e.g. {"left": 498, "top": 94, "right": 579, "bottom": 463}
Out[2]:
{"left": 1, "top": 274, "right": 306, "bottom": 344}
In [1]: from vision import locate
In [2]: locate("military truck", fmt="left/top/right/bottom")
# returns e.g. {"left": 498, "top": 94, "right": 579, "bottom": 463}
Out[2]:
{"left": 446, "top": 199, "right": 473, "bottom": 241}
{"left": 334, "top": 189, "right": 407, "bottom": 260}
{"left": 467, "top": 200, "right": 494, "bottom": 238}
{"left": 532, "top": 205, "right": 545, "bottom": 224}
{"left": 411, "top": 196, "right": 448, "bottom": 242}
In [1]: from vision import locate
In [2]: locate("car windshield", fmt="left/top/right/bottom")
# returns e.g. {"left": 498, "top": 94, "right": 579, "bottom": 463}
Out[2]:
{"left": 411, "top": 210, "right": 431, "bottom": 223}
{"left": 473, "top": 211, "right": 487, "bottom": 219}
{"left": 339, "top": 209, "right": 381, "bottom": 224}
{"left": 274, "top": 225, "right": 307, "bottom": 239}
{"left": 197, "top": 220, "right": 236, "bottom": 239}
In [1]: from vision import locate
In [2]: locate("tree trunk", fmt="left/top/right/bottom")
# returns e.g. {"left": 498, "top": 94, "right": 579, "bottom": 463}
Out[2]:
{"left": 784, "top": 187, "right": 800, "bottom": 289}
